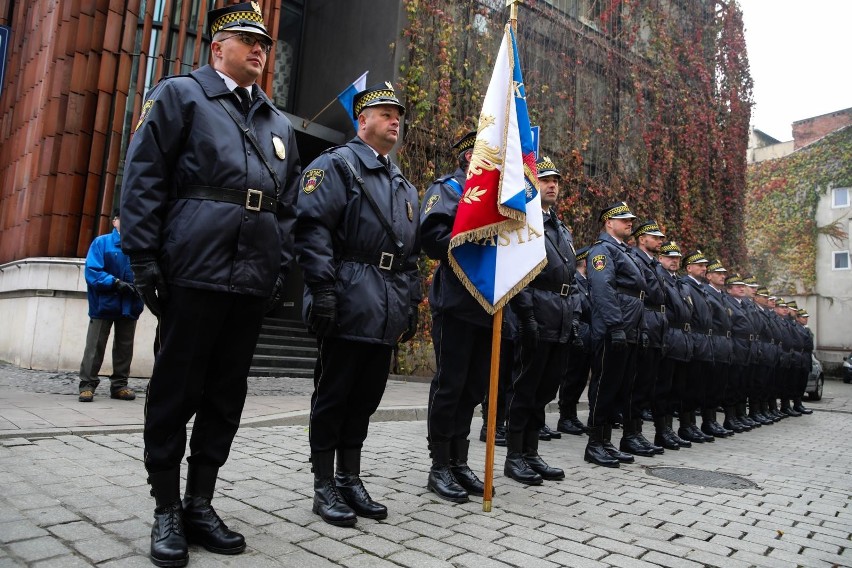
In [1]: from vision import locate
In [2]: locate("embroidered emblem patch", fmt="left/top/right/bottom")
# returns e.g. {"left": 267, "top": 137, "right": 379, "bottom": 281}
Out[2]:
{"left": 302, "top": 169, "right": 324, "bottom": 194}
{"left": 592, "top": 254, "right": 607, "bottom": 271}
{"left": 424, "top": 194, "right": 440, "bottom": 214}
{"left": 272, "top": 135, "right": 286, "bottom": 160}
{"left": 135, "top": 100, "right": 154, "bottom": 132}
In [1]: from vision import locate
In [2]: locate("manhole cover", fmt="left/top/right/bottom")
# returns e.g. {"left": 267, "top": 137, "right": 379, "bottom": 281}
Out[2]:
{"left": 647, "top": 467, "right": 757, "bottom": 489}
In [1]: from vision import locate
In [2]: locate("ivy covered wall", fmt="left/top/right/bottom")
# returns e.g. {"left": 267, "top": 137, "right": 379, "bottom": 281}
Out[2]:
{"left": 746, "top": 126, "right": 852, "bottom": 294}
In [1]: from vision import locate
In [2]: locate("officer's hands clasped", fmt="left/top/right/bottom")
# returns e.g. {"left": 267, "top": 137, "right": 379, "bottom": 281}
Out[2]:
{"left": 130, "top": 256, "right": 169, "bottom": 317}
{"left": 308, "top": 286, "right": 337, "bottom": 337}
{"left": 518, "top": 309, "right": 540, "bottom": 351}
{"left": 609, "top": 329, "right": 627, "bottom": 352}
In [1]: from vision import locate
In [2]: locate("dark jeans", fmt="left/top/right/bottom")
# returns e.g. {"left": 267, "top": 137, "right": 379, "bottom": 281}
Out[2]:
{"left": 309, "top": 336, "right": 393, "bottom": 453}
{"left": 78, "top": 317, "right": 137, "bottom": 393}
{"left": 143, "top": 286, "right": 265, "bottom": 473}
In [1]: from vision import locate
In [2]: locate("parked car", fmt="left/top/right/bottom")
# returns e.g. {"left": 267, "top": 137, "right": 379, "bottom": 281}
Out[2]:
{"left": 843, "top": 353, "right": 852, "bottom": 384}
{"left": 805, "top": 354, "right": 824, "bottom": 401}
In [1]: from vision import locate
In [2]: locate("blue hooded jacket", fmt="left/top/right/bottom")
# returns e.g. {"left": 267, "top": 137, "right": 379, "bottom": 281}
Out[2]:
{"left": 85, "top": 228, "right": 144, "bottom": 320}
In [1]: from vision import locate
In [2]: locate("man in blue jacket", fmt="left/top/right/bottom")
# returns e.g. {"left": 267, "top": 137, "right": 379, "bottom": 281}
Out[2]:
{"left": 120, "top": 3, "right": 301, "bottom": 565}
{"left": 78, "top": 209, "right": 144, "bottom": 403}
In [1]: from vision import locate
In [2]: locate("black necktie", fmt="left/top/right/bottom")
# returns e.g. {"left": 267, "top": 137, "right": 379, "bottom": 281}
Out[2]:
{"left": 235, "top": 87, "right": 251, "bottom": 115}
{"left": 378, "top": 154, "right": 390, "bottom": 169}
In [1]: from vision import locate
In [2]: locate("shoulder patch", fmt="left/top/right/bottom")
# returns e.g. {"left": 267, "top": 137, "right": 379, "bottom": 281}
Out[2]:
{"left": 424, "top": 194, "right": 440, "bottom": 214}
{"left": 135, "top": 100, "right": 155, "bottom": 132}
{"left": 592, "top": 254, "right": 607, "bottom": 271}
{"left": 302, "top": 169, "right": 324, "bottom": 194}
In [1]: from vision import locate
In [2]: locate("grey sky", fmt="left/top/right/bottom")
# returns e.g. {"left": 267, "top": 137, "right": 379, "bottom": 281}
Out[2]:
{"left": 738, "top": 0, "right": 852, "bottom": 141}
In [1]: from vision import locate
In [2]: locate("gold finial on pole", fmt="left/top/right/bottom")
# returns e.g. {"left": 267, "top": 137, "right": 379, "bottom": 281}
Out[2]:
{"left": 507, "top": 0, "right": 522, "bottom": 29}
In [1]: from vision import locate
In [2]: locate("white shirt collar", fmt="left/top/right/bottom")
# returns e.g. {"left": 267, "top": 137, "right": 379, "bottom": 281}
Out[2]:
{"left": 215, "top": 70, "right": 253, "bottom": 99}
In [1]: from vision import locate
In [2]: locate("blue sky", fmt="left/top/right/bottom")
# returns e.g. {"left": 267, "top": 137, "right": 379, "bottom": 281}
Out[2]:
{"left": 738, "top": 0, "right": 852, "bottom": 141}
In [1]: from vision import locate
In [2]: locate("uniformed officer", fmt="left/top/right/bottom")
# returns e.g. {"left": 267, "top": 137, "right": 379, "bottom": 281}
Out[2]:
{"left": 751, "top": 288, "right": 781, "bottom": 423}
{"left": 557, "top": 246, "right": 592, "bottom": 436}
{"left": 503, "top": 156, "right": 578, "bottom": 485}
{"left": 772, "top": 298, "right": 800, "bottom": 417}
{"left": 621, "top": 220, "right": 668, "bottom": 457}
{"left": 421, "top": 130, "right": 500, "bottom": 503}
{"left": 723, "top": 273, "right": 758, "bottom": 433}
{"left": 777, "top": 299, "right": 805, "bottom": 416}
{"left": 736, "top": 274, "right": 764, "bottom": 429}
{"left": 295, "top": 82, "right": 421, "bottom": 526}
{"left": 679, "top": 251, "right": 716, "bottom": 443}
{"left": 654, "top": 241, "right": 694, "bottom": 450}
{"left": 583, "top": 201, "right": 647, "bottom": 468}
{"left": 120, "top": 3, "right": 301, "bottom": 564}
{"left": 793, "top": 308, "right": 815, "bottom": 414}
{"left": 702, "top": 259, "right": 734, "bottom": 438}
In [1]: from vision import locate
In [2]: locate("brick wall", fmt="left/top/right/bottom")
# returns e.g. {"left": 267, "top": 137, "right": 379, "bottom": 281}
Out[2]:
{"left": 792, "top": 107, "right": 852, "bottom": 149}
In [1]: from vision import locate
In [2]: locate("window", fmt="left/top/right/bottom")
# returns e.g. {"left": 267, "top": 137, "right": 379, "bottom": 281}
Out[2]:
{"left": 833, "top": 187, "right": 850, "bottom": 208}
{"left": 833, "top": 251, "right": 850, "bottom": 270}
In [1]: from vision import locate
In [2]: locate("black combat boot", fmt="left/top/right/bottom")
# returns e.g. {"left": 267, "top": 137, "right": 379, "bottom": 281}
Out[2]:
{"left": 653, "top": 416, "right": 679, "bottom": 450}
{"left": 557, "top": 403, "right": 586, "bottom": 435}
{"left": 504, "top": 431, "right": 543, "bottom": 484}
{"left": 427, "top": 440, "right": 469, "bottom": 503}
{"left": 780, "top": 399, "right": 801, "bottom": 417}
{"left": 635, "top": 418, "right": 664, "bottom": 454}
{"left": 666, "top": 415, "right": 691, "bottom": 448}
{"left": 541, "top": 424, "right": 562, "bottom": 439}
{"left": 450, "top": 439, "right": 487, "bottom": 497}
{"left": 603, "top": 424, "right": 635, "bottom": 463}
{"left": 678, "top": 410, "right": 704, "bottom": 443}
{"left": 335, "top": 448, "right": 387, "bottom": 519}
{"left": 480, "top": 420, "right": 508, "bottom": 446}
{"left": 584, "top": 425, "right": 619, "bottom": 467}
{"left": 620, "top": 419, "right": 656, "bottom": 457}
{"left": 723, "top": 406, "right": 746, "bottom": 433}
{"left": 148, "top": 468, "right": 188, "bottom": 567}
{"left": 759, "top": 400, "right": 777, "bottom": 423}
{"left": 311, "top": 451, "right": 357, "bottom": 526}
{"left": 522, "top": 429, "right": 564, "bottom": 481}
{"left": 739, "top": 402, "right": 760, "bottom": 428}
{"left": 701, "top": 409, "right": 730, "bottom": 438}
{"left": 182, "top": 465, "right": 245, "bottom": 555}
{"left": 792, "top": 398, "right": 812, "bottom": 415}
{"left": 750, "top": 399, "right": 772, "bottom": 425}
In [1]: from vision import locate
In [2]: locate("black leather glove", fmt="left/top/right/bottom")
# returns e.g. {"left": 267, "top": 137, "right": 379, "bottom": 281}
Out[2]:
{"left": 609, "top": 329, "right": 627, "bottom": 352}
{"left": 308, "top": 286, "right": 337, "bottom": 338}
{"left": 399, "top": 304, "right": 420, "bottom": 343}
{"left": 640, "top": 331, "right": 650, "bottom": 349}
{"left": 113, "top": 279, "right": 135, "bottom": 295}
{"left": 130, "top": 256, "right": 169, "bottom": 317}
{"left": 265, "top": 274, "right": 285, "bottom": 313}
{"left": 570, "top": 319, "right": 584, "bottom": 351}
{"left": 518, "top": 309, "right": 539, "bottom": 352}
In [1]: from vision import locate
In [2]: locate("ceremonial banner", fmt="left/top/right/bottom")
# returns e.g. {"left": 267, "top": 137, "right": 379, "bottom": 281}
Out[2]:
{"left": 448, "top": 24, "right": 546, "bottom": 314}
{"left": 336, "top": 71, "right": 369, "bottom": 130}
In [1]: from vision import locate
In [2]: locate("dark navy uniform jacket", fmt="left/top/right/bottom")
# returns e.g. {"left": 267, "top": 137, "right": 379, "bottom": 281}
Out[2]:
{"left": 785, "top": 315, "right": 808, "bottom": 371}
{"left": 510, "top": 209, "right": 577, "bottom": 343}
{"left": 586, "top": 233, "right": 647, "bottom": 343}
{"left": 703, "top": 284, "right": 733, "bottom": 365}
{"left": 574, "top": 272, "right": 592, "bottom": 352}
{"left": 295, "top": 137, "right": 421, "bottom": 345}
{"left": 754, "top": 304, "right": 780, "bottom": 367}
{"left": 741, "top": 298, "right": 768, "bottom": 366}
{"left": 420, "top": 169, "right": 492, "bottom": 329}
{"left": 656, "top": 267, "right": 693, "bottom": 362}
{"left": 771, "top": 312, "right": 797, "bottom": 369}
{"left": 630, "top": 248, "right": 668, "bottom": 349}
{"left": 725, "top": 295, "right": 758, "bottom": 366}
{"left": 681, "top": 276, "right": 714, "bottom": 363}
{"left": 795, "top": 323, "right": 814, "bottom": 372}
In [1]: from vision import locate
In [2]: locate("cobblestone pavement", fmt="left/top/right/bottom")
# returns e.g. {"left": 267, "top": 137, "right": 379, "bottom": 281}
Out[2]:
{"left": 1, "top": 377, "right": 851, "bottom": 567}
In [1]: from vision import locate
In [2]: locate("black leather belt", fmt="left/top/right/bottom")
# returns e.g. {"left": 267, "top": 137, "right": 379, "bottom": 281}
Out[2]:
{"left": 699, "top": 328, "right": 714, "bottom": 336}
{"left": 644, "top": 303, "right": 665, "bottom": 313}
{"left": 616, "top": 286, "right": 645, "bottom": 300}
{"left": 763, "top": 338, "right": 775, "bottom": 345}
{"left": 530, "top": 280, "right": 572, "bottom": 297}
{"left": 733, "top": 332, "right": 755, "bottom": 341}
{"left": 178, "top": 185, "right": 277, "bottom": 213}
{"left": 680, "top": 322, "right": 691, "bottom": 332}
{"left": 340, "top": 250, "right": 407, "bottom": 272}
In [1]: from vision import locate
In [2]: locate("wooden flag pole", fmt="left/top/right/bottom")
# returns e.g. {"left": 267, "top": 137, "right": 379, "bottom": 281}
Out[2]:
{"left": 482, "top": 307, "right": 503, "bottom": 512}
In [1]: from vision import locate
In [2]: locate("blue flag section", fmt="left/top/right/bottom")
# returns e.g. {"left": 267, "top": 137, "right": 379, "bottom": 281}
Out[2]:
{"left": 0, "top": 26, "right": 10, "bottom": 98}
{"left": 336, "top": 71, "right": 368, "bottom": 131}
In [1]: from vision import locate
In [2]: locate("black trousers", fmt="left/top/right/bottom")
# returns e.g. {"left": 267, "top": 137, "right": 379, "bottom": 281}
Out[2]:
{"left": 559, "top": 348, "right": 591, "bottom": 412}
{"left": 628, "top": 346, "right": 661, "bottom": 421}
{"left": 724, "top": 364, "right": 747, "bottom": 406}
{"left": 587, "top": 337, "right": 637, "bottom": 427}
{"left": 703, "top": 362, "right": 729, "bottom": 410}
{"left": 428, "top": 313, "right": 491, "bottom": 444}
{"left": 144, "top": 286, "right": 265, "bottom": 473}
{"left": 653, "top": 356, "right": 679, "bottom": 418}
{"left": 506, "top": 340, "right": 569, "bottom": 434}
{"left": 480, "top": 338, "right": 514, "bottom": 425}
{"left": 681, "top": 359, "right": 711, "bottom": 410}
{"left": 310, "top": 337, "right": 393, "bottom": 453}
